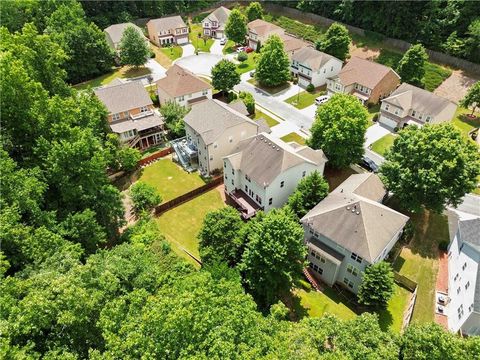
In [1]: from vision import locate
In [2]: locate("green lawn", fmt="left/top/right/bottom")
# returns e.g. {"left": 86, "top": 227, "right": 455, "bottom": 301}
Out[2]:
{"left": 376, "top": 285, "right": 411, "bottom": 332}
{"left": 137, "top": 158, "right": 205, "bottom": 202}
{"left": 73, "top": 66, "right": 152, "bottom": 90}
{"left": 284, "top": 89, "right": 326, "bottom": 109}
{"left": 451, "top": 107, "right": 480, "bottom": 139}
{"left": 367, "top": 104, "right": 381, "bottom": 125}
{"left": 189, "top": 23, "right": 214, "bottom": 52}
{"left": 155, "top": 189, "right": 225, "bottom": 265}
{"left": 253, "top": 110, "right": 280, "bottom": 128}
{"left": 247, "top": 78, "right": 290, "bottom": 95}
{"left": 222, "top": 40, "right": 236, "bottom": 54}
{"left": 281, "top": 132, "right": 306, "bottom": 145}
{"left": 263, "top": 13, "right": 325, "bottom": 43}
{"left": 140, "top": 144, "right": 167, "bottom": 159}
{"left": 236, "top": 53, "right": 258, "bottom": 75}
{"left": 160, "top": 45, "right": 183, "bottom": 61}
{"left": 370, "top": 134, "right": 396, "bottom": 156}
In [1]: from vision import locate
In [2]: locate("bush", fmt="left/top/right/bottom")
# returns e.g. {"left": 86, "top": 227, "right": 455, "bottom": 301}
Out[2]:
{"left": 237, "top": 51, "right": 248, "bottom": 62}
{"left": 372, "top": 113, "right": 379, "bottom": 122}
{"left": 439, "top": 240, "right": 450, "bottom": 251}
{"left": 130, "top": 182, "right": 162, "bottom": 215}
{"left": 150, "top": 93, "right": 159, "bottom": 106}
{"left": 226, "top": 91, "right": 238, "bottom": 103}
{"left": 293, "top": 77, "right": 298, "bottom": 85}
{"left": 149, "top": 50, "right": 155, "bottom": 58}
{"left": 117, "top": 147, "right": 141, "bottom": 172}
{"left": 239, "top": 91, "right": 255, "bottom": 115}
{"left": 269, "top": 301, "right": 289, "bottom": 320}
{"left": 306, "top": 83, "right": 315, "bottom": 92}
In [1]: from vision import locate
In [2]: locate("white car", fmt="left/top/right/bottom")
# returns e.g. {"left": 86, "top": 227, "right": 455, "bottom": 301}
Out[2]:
{"left": 220, "top": 38, "right": 227, "bottom": 45}
{"left": 236, "top": 46, "right": 245, "bottom": 53}
{"left": 315, "top": 95, "right": 330, "bottom": 106}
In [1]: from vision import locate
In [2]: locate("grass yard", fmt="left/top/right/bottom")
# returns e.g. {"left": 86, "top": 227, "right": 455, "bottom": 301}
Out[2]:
{"left": 140, "top": 144, "right": 167, "bottom": 159}
{"left": 284, "top": 89, "right": 326, "bottom": 109}
{"left": 237, "top": 52, "right": 258, "bottom": 75}
{"left": 156, "top": 189, "right": 225, "bottom": 265}
{"left": 160, "top": 45, "right": 183, "bottom": 61}
{"left": 324, "top": 166, "right": 357, "bottom": 192}
{"left": 73, "top": 66, "right": 152, "bottom": 90}
{"left": 247, "top": 78, "right": 290, "bottom": 95}
{"left": 367, "top": 104, "right": 381, "bottom": 125}
{"left": 189, "top": 23, "right": 214, "bottom": 52}
{"left": 263, "top": 13, "right": 325, "bottom": 43}
{"left": 137, "top": 158, "right": 205, "bottom": 202}
{"left": 376, "top": 285, "right": 411, "bottom": 332}
{"left": 370, "top": 133, "right": 396, "bottom": 156}
{"left": 281, "top": 132, "right": 306, "bottom": 145}
{"left": 223, "top": 40, "right": 236, "bottom": 54}
{"left": 253, "top": 110, "right": 280, "bottom": 127}
{"left": 451, "top": 107, "right": 480, "bottom": 139}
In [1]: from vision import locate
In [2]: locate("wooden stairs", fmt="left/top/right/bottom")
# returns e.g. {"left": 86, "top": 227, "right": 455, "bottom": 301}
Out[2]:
{"left": 303, "top": 267, "right": 323, "bottom": 292}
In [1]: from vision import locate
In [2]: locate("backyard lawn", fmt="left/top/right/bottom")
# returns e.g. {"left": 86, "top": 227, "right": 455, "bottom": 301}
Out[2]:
{"left": 451, "top": 107, "right": 479, "bottom": 139}
{"left": 160, "top": 45, "right": 183, "bottom": 61}
{"left": 281, "top": 132, "right": 306, "bottom": 145}
{"left": 156, "top": 189, "right": 225, "bottom": 265}
{"left": 73, "top": 66, "right": 151, "bottom": 90}
{"left": 137, "top": 158, "right": 205, "bottom": 202}
{"left": 253, "top": 110, "right": 280, "bottom": 127}
{"left": 189, "top": 23, "right": 214, "bottom": 52}
{"left": 237, "top": 53, "right": 258, "bottom": 75}
{"left": 284, "top": 89, "right": 326, "bottom": 109}
{"left": 370, "top": 133, "right": 396, "bottom": 156}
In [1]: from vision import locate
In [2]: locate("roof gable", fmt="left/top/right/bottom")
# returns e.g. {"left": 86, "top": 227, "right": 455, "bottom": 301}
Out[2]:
{"left": 104, "top": 23, "right": 145, "bottom": 46}
{"left": 148, "top": 15, "right": 187, "bottom": 32}
{"left": 94, "top": 81, "right": 152, "bottom": 114}
{"left": 292, "top": 47, "right": 340, "bottom": 70}
{"left": 338, "top": 57, "right": 399, "bottom": 89}
{"left": 156, "top": 65, "right": 211, "bottom": 98}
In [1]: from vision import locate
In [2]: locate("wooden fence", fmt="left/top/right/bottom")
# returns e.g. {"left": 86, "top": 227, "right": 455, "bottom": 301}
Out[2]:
{"left": 154, "top": 176, "right": 224, "bottom": 216}
{"left": 394, "top": 271, "right": 418, "bottom": 292}
{"left": 138, "top": 147, "right": 173, "bottom": 166}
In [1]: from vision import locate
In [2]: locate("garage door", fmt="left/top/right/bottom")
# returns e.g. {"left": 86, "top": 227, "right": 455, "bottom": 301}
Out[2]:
{"left": 379, "top": 114, "right": 397, "bottom": 129}
{"left": 299, "top": 77, "right": 310, "bottom": 87}
{"left": 176, "top": 36, "right": 188, "bottom": 45}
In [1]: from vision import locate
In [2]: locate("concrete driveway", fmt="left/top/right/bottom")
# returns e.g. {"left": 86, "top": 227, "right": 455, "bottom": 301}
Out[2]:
{"left": 175, "top": 53, "right": 223, "bottom": 76}
{"left": 144, "top": 59, "right": 166, "bottom": 82}
{"left": 365, "top": 123, "right": 392, "bottom": 147}
{"left": 210, "top": 39, "right": 225, "bottom": 55}
{"left": 180, "top": 43, "right": 196, "bottom": 57}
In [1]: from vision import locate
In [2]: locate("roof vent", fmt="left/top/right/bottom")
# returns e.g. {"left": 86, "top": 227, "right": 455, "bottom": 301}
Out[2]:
{"left": 351, "top": 209, "right": 355, "bottom": 213}
{"left": 260, "top": 136, "right": 263, "bottom": 140}
{"left": 356, "top": 211, "right": 360, "bottom": 215}
{"left": 346, "top": 206, "right": 350, "bottom": 210}
{"left": 276, "top": 148, "right": 280, "bottom": 151}
{"left": 264, "top": 139, "right": 267, "bottom": 143}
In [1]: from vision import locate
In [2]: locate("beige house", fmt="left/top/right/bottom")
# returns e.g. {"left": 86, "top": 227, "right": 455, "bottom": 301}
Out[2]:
{"left": 327, "top": 57, "right": 400, "bottom": 105}
{"left": 156, "top": 65, "right": 212, "bottom": 107}
{"left": 247, "top": 19, "right": 284, "bottom": 50}
{"left": 379, "top": 83, "right": 457, "bottom": 130}
{"left": 104, "top": 23, "right": 148, "bottom": 52}
{"left": 94, "top": 79, "right": 164, "bottom": 150}
{"left": 301, "top": 173, "right": 409, "bottom": 294}
{"left": 184, "top": 99, "right": 259, "bottom": 175}
{"left": 147, "top": 16, "right": 188, "bottom": 46}
{"left": 202, "top": 6, "right": 230, "bottom": 38}
{"left": 223, "top": 133, "right": 327, "bottom": 219}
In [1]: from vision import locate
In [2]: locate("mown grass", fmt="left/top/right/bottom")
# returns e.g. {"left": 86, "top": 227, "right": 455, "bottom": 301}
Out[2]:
{"left": 370, "top": 134, "right": 396, "bottom": 156}
{"left": 160, "top": 45, "right": 183, "bottom": 61}
{"left": 223, "top": 40, "right": 236, "bottom": 54}
{"left": 451, "top": 107, "right": 480, "bottom": 139}
{"left": 73, "top": 66, "right": 152, "bottom": 90}
{"left": 253, "top": 110, "right": 280, "bottom": 128}
{"left": 189, "top": 23, "right": 214, "bottom": 52}
{"left": 281, "top": 132, "right": 306, "bottom": 145}
{"left": 236, "top": 52, "right": 258, "bottom": 74}
{"left": 284, "top": 89, "right": 326, "bottom": 109}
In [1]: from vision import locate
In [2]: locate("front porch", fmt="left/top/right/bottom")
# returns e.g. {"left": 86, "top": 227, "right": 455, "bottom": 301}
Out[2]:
{"left": 226, "top": 189, "right": 262, "bottom": 220}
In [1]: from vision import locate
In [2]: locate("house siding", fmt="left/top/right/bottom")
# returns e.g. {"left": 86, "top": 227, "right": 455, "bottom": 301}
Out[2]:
{"left": 158, "top": 88, "right": 212, "bottom": 107}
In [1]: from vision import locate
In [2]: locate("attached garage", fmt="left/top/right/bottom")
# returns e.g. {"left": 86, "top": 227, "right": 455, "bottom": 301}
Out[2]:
{"left": 298, "top": 75, "right": 311, "bottom": 88}
{"left": 379, "top": 114, "right": 398, "bottom": 130}
{"left": 176, "top": 36, "right": 188, "bottom": 45}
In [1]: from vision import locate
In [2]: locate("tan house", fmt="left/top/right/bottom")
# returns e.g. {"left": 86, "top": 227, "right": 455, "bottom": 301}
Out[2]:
{"left": 147, "top": 15, "right": 188, "bottom": 46}
{"left": 156, "top": 65, "right": 212, "bottom": 107}
{"left": 280, "top": 33, "right": 309, "bottom": 58}
{"left": 247, "top": 19, "right": 284, "bottom": 50}
{"left": 327, "top": 57, "right": 400, "bottom": 105}
{"left": 94, "top": 79, "right": 164, "bottom": 150}
{"left": 104, "top": 23, "right": 148, "bottom": 52}
{"left": 202, "top": 6, "right": 230, "bottom": 39}
{"left": 184, "top": 99, "right": 259, "bottom": 175}
{"left": 379, "top": 83, "right": 457, "bottom": 130}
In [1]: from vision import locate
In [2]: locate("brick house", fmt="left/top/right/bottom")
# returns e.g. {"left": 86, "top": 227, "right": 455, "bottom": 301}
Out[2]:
{"left": 147, "top": 16, "right": 189, "bottom": 46}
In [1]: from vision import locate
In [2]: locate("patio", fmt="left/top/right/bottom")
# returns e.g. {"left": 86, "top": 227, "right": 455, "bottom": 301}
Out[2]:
{"left": 227, "top": 189, "right": 262, "bottom": 220}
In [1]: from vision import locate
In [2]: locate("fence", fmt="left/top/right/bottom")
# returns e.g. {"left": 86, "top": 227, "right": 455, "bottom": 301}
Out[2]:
{"left": 264, "top": 3, "right": 480, "bottom": 75}
{"left": 154, "top": 176, "right": 224, "bottom": 215}
{"left": 402, "top": 286, "right": 418, "bottom": 331}
{"left": 394, "top": 271, "right": 418, "bottom": 292}
{"left": 138, "top": 147, "right": 173, "bottom": 166}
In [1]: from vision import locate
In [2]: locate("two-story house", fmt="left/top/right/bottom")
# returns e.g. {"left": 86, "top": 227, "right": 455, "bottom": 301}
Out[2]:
{"left": 147, "top": 15, "right": 188, "bottom": 46}
{"left": 104, "top": 23, "right": 149, "bottom": 53}
{"left": 446, "top": 197, "right": 480, "bottom": 336}
{"left": 156, "top": 65, "right": 212, "bottom": 107}
{"left": 301, "top": 173, "right": 409, "bottom": 294}
{"left": 291, "top": 47, "right": 343, "bottom": 88}
{"left": 327, "top": 57, "right": 400, "bottom": 105}
{"left": 94, "top": 79, "right": 164, "bottom": 150}
{"left": 280, "top": 33, "right": 309, "bottom": 59}
{"left": 223, "top": 133, "right": 328, "bottom": 219}
{"left": 247, "top": 19, "right": 284, "bottom": 50}
{"left": 379, "top": 83, "right": 457, "bottom": 130}
{"left": 184, "top": 99, "right": 259, "bottom": 176}
{"left": 201, "top": 6, "right": 230, "bottom": 39}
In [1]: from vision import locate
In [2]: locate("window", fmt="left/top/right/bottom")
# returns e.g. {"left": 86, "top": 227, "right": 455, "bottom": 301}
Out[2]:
{"left": 124, "top": 111, "right": 129, "bottom": 118}
{"left": 343, "top": 278, "right": 354, "bottom": 289}
{"left": 462, "top": 262, "right": 467, "bottom": 270}
{"left": 454, "top": 273, "right": 459, "bottom": 281}
{"left": 229, "top": 136, "right": 233, "bottom": 143}
{"left": 112, "top": 113, "right": 120, "bottom": 121}
{"left": 457, "top": 286, "right": 461, "bottom": 294}
{"left": 140, "top": 106, "right": 149, "bottom": 113}
{"left": 465, "top": 281, "right": 470, "bottom": 290}
{"left": 209, "top": 155, "right": 213, "bottom": 161}
{"left": 469, "top": 304, "right": 474, "bottom": 312}
{"left": 426, "top": 116, "right": 431, "bottom": 122}
{"left": 309, "top": 262, "right": 323, "bottom": 275}
{"left": 411, "top": 110, "right": 416, "bottom": 117}
{"left": 323, "top": 68, "right": 326, "bottom": 73}
{"left": 331, "top": 66, "right": 333, "bottom": 71}
{"left": 177, "top": 95, "right": 185, "bottom": 101}
{"left": 245, "top": 185, "right": 248, "bottom": 192}
{"left": 231, "top": 169, "right": 235, "bottom": 175}
{"left": 458, "top": 305, "right": 464, "bottom": 319}
{"left": 280, "top": 181, "right": 285, "bottom": 188}
{"left": 245, "top": 174, "right": 251, "bottom": 182}
{"left": 347, "top": 264, "right": 359, "bottom": 277}
{"left": 335, "top": 83, "right": 341, "bottom": 91}
{"left": 231, "top": 179, "right": 234, "bottom": 185}
{"left": 302, "top": 171, "right": 306, "bottom": 177}
{"left": 213, "top": 143, "right": 218, "bottom": 149}
{"left": 385, "top": 104, "right": 390, "bottom": 111}
{"left": 394, "top": 109, "right": 400, "bottom": 115}
{"left": 202, "top": 89, "right": 209, "bottom": 96}
{"left": 418, "top": 114, "right": 423, "bottom": 120}
{"left": 350, "top": 253, "right": 363, "bottom": 263}
{"left": 269, "top": 198, "right": 273, "bottom": 205}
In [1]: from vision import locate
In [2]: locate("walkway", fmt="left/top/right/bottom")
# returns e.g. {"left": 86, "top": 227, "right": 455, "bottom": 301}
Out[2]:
{"left": 210, "top": 39, "right": 225, "bottom": 55}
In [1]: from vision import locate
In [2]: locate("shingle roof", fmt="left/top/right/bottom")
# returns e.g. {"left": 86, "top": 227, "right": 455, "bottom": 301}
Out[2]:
{"left": 225, "top": 132, "right": 328, "bottom": 187}
{"left": 104, "top": 23, "right": 146, "bottom": 48}
{"left": 148, "top": 15, "right": 186, "bottom": 32}
{"left": 204, "top": 6, "right": 230, "bottom": 29}
{"left": 280, "top": 33, "right": 309, "bottom": 54}
{"left": 292, "top": 46, "right": 340, "bottom": 70}
{"left": 227, "top": 101, "right": 249, "bottom": 116}
{"left": 94, "top": 81, "right": 152, "bottom": 115}
{"left": 109, "top": 113, "right": 164, "bottom": 133}
{"left": 336, "top": 57, "right": 399, "bottom": 88}
{"left": 184, "top": 99, "right": 258, "bottom": 145}
{"left": 301, "top": 175, "right": 409, "bottom": 263}
{"left": 333, "top": 173, "right": 386, "bottom": 203}
{"left": 156, "top": 64, "right": 211, "bottom": 98}
{"left": 248, "top": 19, "right": 283, "bottom": 36}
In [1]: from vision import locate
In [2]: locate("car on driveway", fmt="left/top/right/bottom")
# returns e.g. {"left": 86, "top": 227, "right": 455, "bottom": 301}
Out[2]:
{"left": 315, "top": 95, "right": 330, "bottom": 106}
{"left": 236, "top": 46, "right": 245, "bottom": 53}
{"left": 360, "top": 156, "right": 379, "bottom": 173}
{"left": 220, "top": 38, "right": 227, "bottom": 45}
{"left": 245, "top": 47, "right": 254, "bottom": 53}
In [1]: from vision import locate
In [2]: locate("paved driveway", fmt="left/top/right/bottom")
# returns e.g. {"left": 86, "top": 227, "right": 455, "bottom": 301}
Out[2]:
{"left": 210, "top": 39, "right": 225, "bottom": 55}
{"left": 144, "top": 59, "right": 167, "bottom": 81}
{"left": 365, "top": 123, "right": 391, "bottom": 147}
{"left": 175, "top": 53, "right": 223, "bottom": 76}
{"left": 180, "top": 43, "right": 196, "bottom": 57}
{"left": 300, "top": 104, "right": 317, "bottom": 119}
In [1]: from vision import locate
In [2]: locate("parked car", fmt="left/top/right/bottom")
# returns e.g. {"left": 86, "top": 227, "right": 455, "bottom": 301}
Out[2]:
{"left": 250, "top": 71, "right": 255, "bottom": 78}
{"left": 236, "top": 46, "right": 245, "bottom": 53}
{"left": 360, "top": 156, "right": 379, "bottom": 173}
{"left": 220, "top": 38, "right": 227, "bottom": 45}
{"left": 245, "top": 47, "right": 254, "bottom": 53}
{"left": 314, "top": 95, "right": 330, "bottom": 106}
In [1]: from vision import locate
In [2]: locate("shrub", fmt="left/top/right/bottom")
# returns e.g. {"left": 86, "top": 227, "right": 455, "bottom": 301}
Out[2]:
{"left": 237, "top": 51, "right": 248, "bottom": 62}
{"left": 293, "top": 77, "right": 298, "bottom": 85}
{"left": 306, "top": 83, "right": 315, "bottom": 92}
{"left": 226, "top": 91, "right": 238, "bottom": 103}
{"left": 439, "top": 240, "right": 450, "bottom": 251}
{"left": 150, "top": 93, "right": 159, "bottom": 106}
{"left": 372, "top": 113, "right": 379, "bottom": 122}
{"left": 239, "top": 91, "right": 255, "bottom": 115}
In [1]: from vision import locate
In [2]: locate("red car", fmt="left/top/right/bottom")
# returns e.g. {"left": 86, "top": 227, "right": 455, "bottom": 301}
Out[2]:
{"left": 245, "top": 47, "right": 254, "bottom": 53}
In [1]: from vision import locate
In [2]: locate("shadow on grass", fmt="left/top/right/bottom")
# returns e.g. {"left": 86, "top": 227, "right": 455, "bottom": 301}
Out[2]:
{"left": 123, "top": 66, "right": 152, "bottom": 78}
{"left": 324, "top": 165, "right": 357, "bottom": 192}
{"left": 375, "top": 308, "right": 394, "bottom": 331}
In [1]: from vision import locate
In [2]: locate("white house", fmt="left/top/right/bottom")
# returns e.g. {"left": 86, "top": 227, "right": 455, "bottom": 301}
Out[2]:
{"left": 291, "top": 47, "right": 343, "bottom": 88}
{"left": 223, "top": 133, "right": 328, "bottom": 219}
{"left": 301, "top": 173, "right": 409, "bottom": 294}
{"left": 446, "top": 197, "right": 480, "bottom": 336}
{"left": 201, "top": 6, "right": 230, "bottom": 39}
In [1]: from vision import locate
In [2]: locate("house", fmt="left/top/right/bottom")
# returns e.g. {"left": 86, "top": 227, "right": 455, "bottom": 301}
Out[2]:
{"left": 223, "top": 133, "right": 328, "bottom": 219}
{"left": 446, "top": 197, "right": 480, "bottom": 336}
{"left": 202, "top": 6, "right": 230, "bottom": 39}
{"left": 104, "top": 23, "right": 149, "bottom": 53}
{"left": 379, "top": 83, "right": 457, "bottom": 130}
{"left": 327, "top": 57, "right": 400, "bottom": 105}
{"left": 94, "top": 80, "right": 164, "bottom": 150}
{"left": 147, "top": 15, "right": 188, "bottom": 46}
{"left": 156, "top": 65, "right": 212, "bottom": 106}
{"left": 291, "top": 47, "right": 343, "bottom": 88}
{"left": 184, "top": 99, "right": 259, "bottom": 175}
{"left": 280, "top": 33, "right": 309, "bottom": 58}
{"left": 247, "top": 19, "right": 284, "bottom": 50}
{"left": 301, "top": 173, "right": 409, "bottom": 294}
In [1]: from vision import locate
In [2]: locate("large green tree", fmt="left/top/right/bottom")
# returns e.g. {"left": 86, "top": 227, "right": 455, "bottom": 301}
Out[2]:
{"left": 396, "top": 44, "right": 428, "bottom": 87}
{"left": 316, "top": 22, "right": 351, "bottom": 61}
{"left": 225, "top": 9, "right": 247, "bottom": 45}
{"left": 308, "top": 93, "right": 369, "bottom": 168}
{"left": 460, "top": 81, "right": 480, "bottom": 115}
{"left": 246, "top": 2, "right": 264, "bottom": 22}
{"left": 357, "top": 261, "right": 395, "bottom": 308}
{"left": 211, "top": 59, "right": 240, "bottom": 95}
{"left": 255, "top": 34, "right": 290, "bottom": 87}
{"left": 380, "top": 123, "right": 480, "bottom": 213}
{"left": 287, "top": 170, "right": 329, "bottom": 218}
{"left": 119, "top": 25, "right": 150, "bottom": 68}
{"left": 159, "top": 101, "right": 189, "bottom": 138}
{"left": 130, "top": 182, "right": 162, "bottom": 215}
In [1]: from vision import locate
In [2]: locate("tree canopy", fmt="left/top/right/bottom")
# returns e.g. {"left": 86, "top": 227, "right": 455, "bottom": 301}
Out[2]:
{"left": 130, "top": 182, "right": 162, "bottom": 215}
{"left": 316, "top": 22, "right": 351, "bottom": 61}
{"left": 357, "top": 261, "right": 395, "bottom": 308}
{"left": 460, "top": 81, "right": 480, "bottom": 115}
{"left": 255, "top": 34, "right": 291, "bottom": 87}
{"left": 246, "top": 2, "right": 264, "bottom": 22}
{"left": 211, "top": 59, "right": 241, "bottom": 95}
{"left": 119, "top": 25, "right": 150, "bottom": 68}
{"left": 287, "top": 170, "right": 329, "bottom": 218}
{"left": 225, "top": 9, "right": 247, "bottom": 44}
{"left": 396, "top": 44, "right": 428, "bottom": 87}
{"left": 159, "top": 101, "right": 189, "bottom": 138}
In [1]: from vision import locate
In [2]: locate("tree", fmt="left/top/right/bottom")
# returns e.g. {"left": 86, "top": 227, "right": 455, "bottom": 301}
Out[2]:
{"left": 460, "top": 81, "right": 480, "bottom": 115}
{"left": 308, "top": 93, "right": 369, "bottom": 168}
{"left": 119, "top": 25, "right": 149, "bottom": 68}
{"left": 129, "top": 182, "right": 162, "bottom": 215}
{"left": 287, "top": 171, "right": 329, "bottom": 218}
{"left": 198, "top": 206, "right": 245, "bottom": 266}
{"left": 239, "top": 91, "right": 255, "bottom": 115}
{"left": 211, "top": 59, "right": 240, "bottom": 96}
{"left": 396, "top": 44, "right": 428, "bottom": 87}
{"left": 316, "top": 22, "right": 351, "bottom": 61}
{"left": 380, "top": 123, "right": 480, "bottom": 213}
{"left": 117, "top": 146, "right": 141, "bottom": 172}
{"left": 237, "top": 51, "right": 248, "bottom": 62}
{"left": 255, "top": 34, "right": 290, "bottom": 87}
{"left": 159, "top": 101, "right": 189, "bottom": 138}
{"left": 357, "top": 261, "right": 395, "bottom": 308}
{"left": 225, "top": 9, "right": 247, "bottom": 45}
{"left": 239, "top": 208, "right": 306, "bottom": 307}
{"left": 246, "top": 2, "right": 264, "bottom": 22}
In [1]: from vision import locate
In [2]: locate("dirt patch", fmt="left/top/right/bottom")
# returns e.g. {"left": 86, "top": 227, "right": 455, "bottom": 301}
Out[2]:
{"left": 433, "top": 70, "right": 478, "bottom": 104}
{"left": 349, "top": 43, "right": 380, "bottom": 61}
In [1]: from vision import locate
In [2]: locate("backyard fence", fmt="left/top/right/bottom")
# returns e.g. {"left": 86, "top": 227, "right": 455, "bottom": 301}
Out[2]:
{"left": 138, "top": 147, "right": 173, "bottom": 166}
{"left": 394, "top": 271, "right": 418, "bottom": 292}
{"left": 402, "top": 286, "right": 418, "bottom": 332}
{"left": 154, "top": 176, "right": 224, "bottom": 216}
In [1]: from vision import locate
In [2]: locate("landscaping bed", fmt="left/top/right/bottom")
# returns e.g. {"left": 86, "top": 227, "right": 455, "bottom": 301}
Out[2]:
{"left": 284, "top": 89, "right": 326, "bottom": 109}
{"left": 280, "top": 132, "right": 306, "bottom": 145}
{"left": 236, "top": 53, "right": 258, "bottom": 75}
{"left": 247, "top": 78, "right": 290, "bottom": 95}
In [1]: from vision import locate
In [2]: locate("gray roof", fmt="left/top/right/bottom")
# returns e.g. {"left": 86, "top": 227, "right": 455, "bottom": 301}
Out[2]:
{"left": 302, "top": 175, "right": 409, "bottom": 263}
{"left": 104, "top": 23, "right": 146, "bottom": 49}
{"left": 94, "top": 81, "right": 152, "bottom": 115}
{"left": 256, "top": 118, "right": 271, "bottom": 134}
{"left": 109, "top": 113, "right": 164, "bottom": 133}
{"left": 184, "top": 99, "right": 258, "bottom": 145}
{"left": 148, "top": 15, "right": 187, "bottom": 32}
{"left": 227, "top": 101, "right": 249, "bottom": 116}
{"left": 225, "top": 132, "right": 328, "bottom": 187}
{"left": 292, "top": 46, "right": 340, "bottom": 70}
{"left": 333, "top": 173, "right": 386, "bottom": 203}
{"left": 382, "top": 83, "right": 456, "bottom": 117}
{"left": 203, "top": 6, "right": 230, "bottom": 29}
